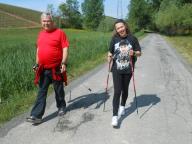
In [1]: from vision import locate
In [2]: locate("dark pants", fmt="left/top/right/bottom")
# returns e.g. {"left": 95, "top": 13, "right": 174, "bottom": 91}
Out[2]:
{"left": 31, "top": 69, "right": 66, "bottom": 118}
{"left": 112, "top": 70, "right": 132, "bottom": 116}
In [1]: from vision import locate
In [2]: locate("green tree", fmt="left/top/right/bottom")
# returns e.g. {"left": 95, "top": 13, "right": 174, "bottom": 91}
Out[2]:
{"left": 59, "top": 0, "right": 82, "bottom": 29}
{"left": 46, "top": 4, "right": 55, "bottom": 15}
{"left": 81, "top": 0, "right": 104, "bottom": 30}
{"left": 155, "top": 1, "right": 192, "bottom": 35}
{"left": 158, "top": 0, "right": 191, "bottom": 10}
{"left": 127, "top": 0, "right": 152, "bottom": 32}
{"left": 175, "top": 0, "right": 192, "bottom": 6}
{"left": 147, "top": 0, "right": 163, "bottom": 30}
{"left": 127, "top": 0, "right": 192, "bottom": 34}
{"left": 147, "top": 0, "right": 163, "bottom": 11}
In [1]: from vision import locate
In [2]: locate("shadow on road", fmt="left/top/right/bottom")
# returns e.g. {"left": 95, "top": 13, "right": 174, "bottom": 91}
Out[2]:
{"left": 116, "top": 94, "right": 160, "bottom": 129}
{"left": 41, "top": 111, "right": 58, "bottom": 124}
{"left": 42, "top": 92, "right": 110, "bottom": 123}
{"left": 66, "top": 91, "right": 110, "bottom": 111}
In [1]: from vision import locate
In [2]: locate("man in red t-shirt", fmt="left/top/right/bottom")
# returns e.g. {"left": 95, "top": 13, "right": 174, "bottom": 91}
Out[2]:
{"left": 26, "top": 12, "right": 69, "bottom": 124}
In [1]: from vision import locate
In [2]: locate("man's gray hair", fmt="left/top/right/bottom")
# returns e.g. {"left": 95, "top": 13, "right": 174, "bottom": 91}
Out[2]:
{"left": 41, "top": 12, "right": 53, "bottom": 21}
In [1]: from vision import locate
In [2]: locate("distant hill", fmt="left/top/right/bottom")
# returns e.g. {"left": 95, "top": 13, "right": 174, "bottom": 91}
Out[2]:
{"left": 97, "top": 16, "right": 117, "bottom": 32}
{"left": 0, "top": 3, "right": 41, "bottom": 28}
{"left": 0, "top": 3, "right": 117, "bottom": 30}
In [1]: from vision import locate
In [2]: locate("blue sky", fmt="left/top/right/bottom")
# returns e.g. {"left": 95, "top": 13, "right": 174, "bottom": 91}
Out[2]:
{"left": 0, "top": 0, "right": 130, "bottom": 18}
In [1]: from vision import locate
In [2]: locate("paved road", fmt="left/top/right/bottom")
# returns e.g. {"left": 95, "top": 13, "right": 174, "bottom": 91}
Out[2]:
{"left": 0, "top": 34, "right": 192, "bottom": 144}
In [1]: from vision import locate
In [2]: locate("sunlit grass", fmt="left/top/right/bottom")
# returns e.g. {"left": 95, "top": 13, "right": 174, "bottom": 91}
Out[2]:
{"left": 165, "top": 35, "right": 192, "bottom": 64}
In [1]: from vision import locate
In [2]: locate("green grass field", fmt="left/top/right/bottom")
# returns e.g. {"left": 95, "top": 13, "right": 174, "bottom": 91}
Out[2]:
{"left": 165, "top": 35, "right": 192, "bottom": 65}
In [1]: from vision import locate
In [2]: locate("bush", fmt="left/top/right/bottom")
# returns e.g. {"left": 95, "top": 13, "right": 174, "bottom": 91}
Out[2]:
{"left": 155, "top": 3, "right": 192, "bottom": 35}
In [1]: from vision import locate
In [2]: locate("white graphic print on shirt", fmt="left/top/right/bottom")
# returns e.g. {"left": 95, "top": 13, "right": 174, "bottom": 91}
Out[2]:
{"left": 114, "top": 40, "right": 132, "bottom": 70}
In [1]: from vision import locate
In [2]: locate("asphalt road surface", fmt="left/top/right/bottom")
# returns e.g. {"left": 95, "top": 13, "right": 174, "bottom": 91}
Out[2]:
{"left": 0, "top": 33, "right": 192, "bottom": 144}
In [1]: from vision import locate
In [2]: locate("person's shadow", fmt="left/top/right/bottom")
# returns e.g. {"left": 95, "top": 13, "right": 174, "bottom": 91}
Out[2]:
{"left": 41, "top": 91, "right": 110, "bottom": 124}
{"left": 66, "top": 91, "right": 110, "bottom": 111}
{"left": 116, "top": 94, "right": 160, "bottom": 129}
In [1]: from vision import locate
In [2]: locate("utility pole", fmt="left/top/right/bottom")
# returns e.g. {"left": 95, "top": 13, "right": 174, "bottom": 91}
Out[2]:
{"left": 117, "top": 0, "right": 123, "bottom": 19}
{"left": 120, "top": 0, "right": 123, "bottom": 19}
{"left": 117, "top": 0, "right": 119, "bottom": 18}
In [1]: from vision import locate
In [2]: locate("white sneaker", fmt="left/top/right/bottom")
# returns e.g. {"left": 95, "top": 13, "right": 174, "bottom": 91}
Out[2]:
{"left": 111, "top": 116, "right": 118, "bottom": 127}
{"left": 118, "top": 106, "right": 125, "bottom": 116}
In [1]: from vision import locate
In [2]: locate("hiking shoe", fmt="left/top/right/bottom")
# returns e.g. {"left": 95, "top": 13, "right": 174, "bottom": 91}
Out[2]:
{"left": 118, "top": 106, "right": 125, "bottom": 117}
{"left": 26, "top": 116, "right": 42, "bottom": 124}
{"left": 58, "top": 107, "right": 66, "bottom": 116}
{"left": 111, "top": 116, "right": 118, "bottom": 127}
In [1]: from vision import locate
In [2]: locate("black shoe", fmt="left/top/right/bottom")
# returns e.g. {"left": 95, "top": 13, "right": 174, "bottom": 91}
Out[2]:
{"left": 26, "top": 116, "right": 42, "bottom": 124}
{"left": 58, "top": 107, "right": 66, "bottom": 116}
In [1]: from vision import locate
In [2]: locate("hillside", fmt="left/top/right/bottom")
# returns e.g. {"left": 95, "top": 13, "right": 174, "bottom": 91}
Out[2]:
{"left": 0, "top": 3, "right": 41, "bottom": 28}
{"left": 98, "top": 16, "right": 117, "bottom": 32}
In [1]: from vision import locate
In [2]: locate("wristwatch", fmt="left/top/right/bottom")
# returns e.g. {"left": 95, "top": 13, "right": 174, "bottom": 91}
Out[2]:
{"left": 33, "top": 63, "right": 39, "bottom": 70}
{"left": 61, "top": 62, "right": 67, "bottom": 66}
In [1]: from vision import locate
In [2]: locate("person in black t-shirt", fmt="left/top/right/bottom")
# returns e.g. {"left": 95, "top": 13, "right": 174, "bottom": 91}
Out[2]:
{"left": 108, "top": 19, "right": 141, "bottom": 127}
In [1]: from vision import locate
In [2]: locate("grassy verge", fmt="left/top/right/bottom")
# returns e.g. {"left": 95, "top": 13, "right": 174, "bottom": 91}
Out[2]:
{"left": 134, "top": 30, "right": 146, "bottom": 40}
{"left": 0, "top": 28, "right": 145, "bottom": 126}
{"left": 165, "top": 35, "right": 192, "bottom": 65}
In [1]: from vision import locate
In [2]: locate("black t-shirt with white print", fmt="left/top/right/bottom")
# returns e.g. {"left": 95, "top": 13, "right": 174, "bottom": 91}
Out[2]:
{"left": 109, "top": 34, "right": 141, "bottom": 74}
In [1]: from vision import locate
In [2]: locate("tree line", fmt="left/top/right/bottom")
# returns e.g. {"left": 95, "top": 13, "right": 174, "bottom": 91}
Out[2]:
{"left": 47, "top": 0, "right": 116, "bottom": 32}
{"left": 48, "top": 0, "right": 105, "bottom": 31}
{"left": 127, "top": 0, "right": 192, "bottom": 35}
{"left": 48, "top": 0, "right": 191, "bottom": 35}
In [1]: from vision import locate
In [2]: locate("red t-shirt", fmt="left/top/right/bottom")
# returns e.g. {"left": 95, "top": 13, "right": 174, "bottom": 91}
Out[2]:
{"left": 37, "top": 28, "right": 69, "bottom": 68}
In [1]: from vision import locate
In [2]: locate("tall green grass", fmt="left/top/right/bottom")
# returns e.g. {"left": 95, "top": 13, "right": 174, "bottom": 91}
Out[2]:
{"left": 0, "top": 28, "right": 111, "bottom": 125}
{"left": 66, "top": 29, "right": 110, "bottom": 77}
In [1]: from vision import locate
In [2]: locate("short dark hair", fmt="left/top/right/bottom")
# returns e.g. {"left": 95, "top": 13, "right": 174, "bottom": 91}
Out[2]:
{"left": 114, "top": 19, "right": 126, "bottom": 25}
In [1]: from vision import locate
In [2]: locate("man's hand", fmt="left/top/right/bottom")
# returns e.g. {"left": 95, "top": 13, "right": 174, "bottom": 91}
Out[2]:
{"left": 60, "top": 64, "right": 67, "bottom": 73}
{"left": 32, "top": 64, "right": 39, "bottom": 72}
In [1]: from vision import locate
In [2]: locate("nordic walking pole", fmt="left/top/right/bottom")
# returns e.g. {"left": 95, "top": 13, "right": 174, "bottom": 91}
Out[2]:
{"left": 103, "top": 58, "right": 112, "bottom": 112}
{"left": 130, "top": 53, "right": 138, "bottom": 114}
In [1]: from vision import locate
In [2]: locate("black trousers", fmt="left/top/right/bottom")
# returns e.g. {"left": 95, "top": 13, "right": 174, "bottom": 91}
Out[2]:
{"left": 112, "top": 70, "right": 132, "bottom": 116}
{"left": 31, "top": 69, "right": 66, "bottom": 118}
